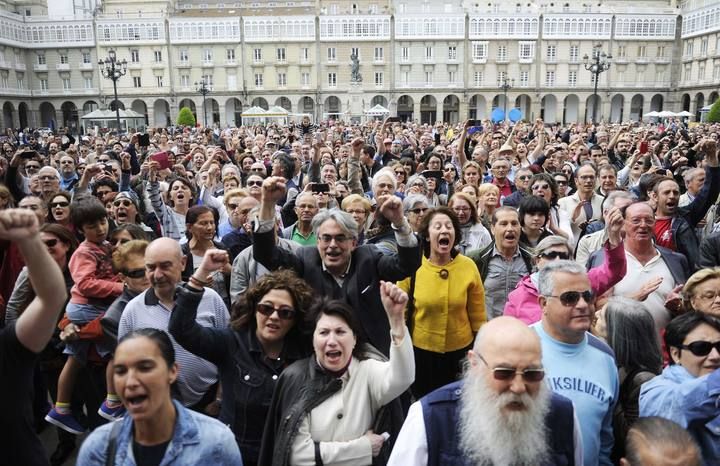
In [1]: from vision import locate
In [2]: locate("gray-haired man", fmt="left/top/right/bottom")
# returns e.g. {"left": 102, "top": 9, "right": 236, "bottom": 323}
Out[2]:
{"left": 253, "top": 176, "right": 421, "bottom": 356}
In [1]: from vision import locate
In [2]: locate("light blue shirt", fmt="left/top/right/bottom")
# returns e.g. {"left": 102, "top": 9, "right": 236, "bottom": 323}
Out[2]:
{"left": 532, "top": 322, "right": 619, "bottom": 466}
{"left": 640, "top": 364, "right": 720, "bottom": 464}
{"left": 77, "top": 400, "right": 243, "bottom": 465}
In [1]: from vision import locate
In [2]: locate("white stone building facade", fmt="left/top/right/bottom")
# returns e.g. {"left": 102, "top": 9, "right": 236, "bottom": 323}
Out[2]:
{"left": 0, "top": 0, "right": 718, "bottom": 130}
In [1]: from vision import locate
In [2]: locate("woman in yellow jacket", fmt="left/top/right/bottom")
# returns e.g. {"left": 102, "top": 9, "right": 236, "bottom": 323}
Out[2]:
{"left": 398, "top": 206, "right": 486, "bottom": 398}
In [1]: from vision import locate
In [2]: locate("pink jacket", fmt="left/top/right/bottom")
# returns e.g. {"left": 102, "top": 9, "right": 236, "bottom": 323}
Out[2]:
{"left": 503, "top": 240, "right": 627, "bottom": 324}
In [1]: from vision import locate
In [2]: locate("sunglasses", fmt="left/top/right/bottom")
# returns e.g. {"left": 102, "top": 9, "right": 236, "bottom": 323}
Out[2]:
{"left": 246, "top": 180, "right": 263, "bottom": 187}
{"left": 43, "top": 238, "right": 59, "bottom": 247}
{"left": 113, "top": 199, "right": 133, "bottom": 207}
{"left": 679, "top": 340, "right": 720, "bottom": 357}
{"left": 444, "top": 167, "right": 456, "bottom": 171}
{"left": 409, "top": 207, "right": 428, "bottom": 214}
{"left": 256, "top": 302, "right": 296, "bottom": 320}
{"left": 477, "top": 354, "right": 545, "bottom": 382}
{"left": 394, "top": 170, "right": 406, "bottom": 176}
{"left": 540, "top": 251, "right": 570, "bottom": 260}
{"left": 517, "top": 175, "right": 532, "bottom": 181}
{"left": 546, "top": 290, "right": 595, "bottom": 306}
{"left": 123, "top": 268, "right": 146, "bottom": 279}
{"left": 50, "top": 201, "right": 69, "bottom": 208}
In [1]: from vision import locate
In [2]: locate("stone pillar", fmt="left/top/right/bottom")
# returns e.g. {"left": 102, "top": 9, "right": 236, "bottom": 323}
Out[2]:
{"left": 413, "top": 100, "right": 421, "bottom": 124}
{"left": 436, "top": 100, "right": 443, "bottom": 124}
{"left": 459, "top": 98, "right": 469, "bottom": 121}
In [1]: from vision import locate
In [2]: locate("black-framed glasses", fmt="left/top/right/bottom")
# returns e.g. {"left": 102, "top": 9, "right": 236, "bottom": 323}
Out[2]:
{"left": 517, "top": 175, "right": 532, "bottom": 181}
{"left": 43, "top": 238, "right": 59, "bottom": 247}
{"left": 123, "top": 268, "right": 146, "bottom": 279}
{"left": 114, "top": 199, "right": 133, "bottom": 207}
{"left": 546, "top": 290, "right": 595, "bottom": 307}
{"left": 444, "top": 167, "right": 456, "bottom": 172}
{"left": 409, "top": 207, "right": 428, "bottom": 215}
{"left": 540, "top": 251, "right": 569, "bottom": 260}
{"left": 50, "top": 201, "right": 69, "bottom": 208}
{"left": 246, "top": 180, "right": 263, "bottom": 187}
{"left": 256, "top": 302, "right": 296, "bottom": 320}
{"left": 477, "top": 354, "right": 545, "bottom": 382}
{"left": 532, "top": 184, "right": 550, "bottom": 191}
{"left": 679, "top": 340, "right": 720, "bottom": 357}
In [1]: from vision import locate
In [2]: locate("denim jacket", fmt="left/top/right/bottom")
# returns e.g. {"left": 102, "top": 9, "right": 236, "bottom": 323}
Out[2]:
{"left": 77, "top": 400, "right": 243, "bottom": 465}
{"left": 639, "top": 365, "right": 720, "bottom": 465}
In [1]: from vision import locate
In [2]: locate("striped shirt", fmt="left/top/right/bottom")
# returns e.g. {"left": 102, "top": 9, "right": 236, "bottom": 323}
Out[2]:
{"left": 148, "top": 180, "right": 186, "bottom": 241}
{"left": 118, "top": 285, "right": 230, "bottom": 406}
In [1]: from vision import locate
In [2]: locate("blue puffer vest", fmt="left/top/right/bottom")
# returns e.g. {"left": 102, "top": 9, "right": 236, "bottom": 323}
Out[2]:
{"left": 421, "top": 381, "right": 576, "bottom": 466}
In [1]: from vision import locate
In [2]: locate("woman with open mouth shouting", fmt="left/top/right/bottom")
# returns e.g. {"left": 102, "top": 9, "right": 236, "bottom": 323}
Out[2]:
{"left": 77, "top": 328, "right": 242, "bottom": 465}
{"left": 169, "top": 250, "right": 314, "bottom": 466}
{"left": 398, "top": 206, "right": 486, "bottom": 399}
{"left": 148, "top": 160, "right": 196, "bottom": 242}
{"left": 259, "top": 281, "right": 415, "bottom": 466}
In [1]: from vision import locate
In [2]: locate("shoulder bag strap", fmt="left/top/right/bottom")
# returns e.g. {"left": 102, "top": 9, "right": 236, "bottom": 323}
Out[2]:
{"left": 105, "top": 420, "right": 124, "bottom": 466}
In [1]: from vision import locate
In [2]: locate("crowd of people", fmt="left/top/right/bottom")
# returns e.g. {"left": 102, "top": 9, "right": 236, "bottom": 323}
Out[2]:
{"left": 0, "top": 114, "right": 719, "bottom": 466}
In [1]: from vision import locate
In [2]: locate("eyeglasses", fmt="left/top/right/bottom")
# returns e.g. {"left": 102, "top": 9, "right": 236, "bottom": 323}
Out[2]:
{"left": 123, "top": 268, "right": 146, "bottom": 279}
{"left": 545, "top": 290, "right": 595, "bottom": 307}
{"left": 345, "top": 209, "right": 366, "bottom": 215}
{"left": 60, "top": 160, "right": 74, "bottom": 165}
{"left": 394, "top": 170, "right": 406, "bottom": 176}
{"left": 50, "top": 201, "right": 69, "bottom": 208}
{"left": 532, "top": 184, "right": 550, "bottom": 191}
{"left": 476, "top": 354, "right": 545, "bottom": 382}
{"left": 256, "top": 302, "right": 296, "bottom": 320}
{"left": 318, "top": 234, "right": 351, "bottom": 244}
{"left": 540, "top": 251, "right": 570, "bottom": 260}
{"left": 678, "top": 340, "right": 720, "bottom": 357}
{"left": 444, "top": 167, "right": 456, "bottom": 172}
{"left": 555, "top": 179, "right": 568, "bottom": 185}
{"left": 114, "top": 199, "right": 134, "bottom": 208}
{"left": 246, "top": 180, "right": 263, "bottom": 187}
{"left": 39, "top": 175, "right": 57, "bottom": 181}
{"left": 695, "top": 291, "right": 720, "bottom": 301}
{"left": 453, "top": 206, "right": 471, "bottom": 212}
{"left": 43, "top": 238, "right": 59, "bottom": 248}
{"left": 409, "top": 207, "right": 428, "bottom": 215}
{"left": 517, "top": 175, "right": 532, "bottom": 181}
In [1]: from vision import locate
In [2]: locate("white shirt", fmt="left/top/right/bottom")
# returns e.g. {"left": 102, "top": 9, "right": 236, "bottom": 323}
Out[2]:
{"left": 612, "top": 249, "right": 676, "bottom": 331}
{"left": 387, "top": 399, "right": 584, "bottom": 466}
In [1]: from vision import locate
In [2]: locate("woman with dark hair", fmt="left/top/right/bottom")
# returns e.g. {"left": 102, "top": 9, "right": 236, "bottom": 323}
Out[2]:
{"left": 148, "top": 160, "right": 197, "bottom": 241}
{"left": 169, "top": 252, "right": 314, "bottom": 466}
{"left": 518, "top": 195, "right": 553, "bottom": 247}
{"left": 259, "top": 282, "right": 414, "bottom": 466}
{"left": 593, "top": 297, "right": 663, "bottom": 462}
{"left": 529, "top": 173, "right": 573, "bottom": 242}
{"left": 398, "top": 206, "right": 486, "bottom": 398}
{"left": 447, "top": 192, "right": 491, "bottom": 254}
{"left": 77, "top": 328, "right": 242, "bottom": 464}
{"left": 181, "top": 205, "right": 230, "bottom": 306}
{"left": 639, "top": 312, "right": 720, "bottom": 464}
{"left": 5, "top": 223, "right": 78, "bottom": 464}
{"left": 108, "top": 223, "right": 148, "bottom": 251}
{"left": 47, "top": 191, "right": 73, "bottom": 230}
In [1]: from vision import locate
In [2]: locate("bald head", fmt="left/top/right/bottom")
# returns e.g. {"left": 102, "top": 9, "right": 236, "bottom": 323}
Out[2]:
{"left": 147, "top": 237, "right": 183, "bottom": 261}
{"left": 474, "top": 316, "right": 541, "bottom": 355}
{"left": 145, "top": 237, "right": 186, "bottom": 299}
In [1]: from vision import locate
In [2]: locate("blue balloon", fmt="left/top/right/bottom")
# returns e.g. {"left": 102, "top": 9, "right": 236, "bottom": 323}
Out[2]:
{"left": 508, "top": 108, "right": 523, "bottom": 123}
{"left": 491, "top": 108, "right": 505, "bottom": 123}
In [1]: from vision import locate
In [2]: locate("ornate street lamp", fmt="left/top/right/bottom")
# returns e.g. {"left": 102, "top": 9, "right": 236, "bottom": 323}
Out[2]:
{"left": 501, "top": 76, "right": 515, "bottom": 122}
{"left": 98, "top": 50, "right": 127, "bottom": 135}
{"left": 196, "top": 79, "right": 212, "bottom": 128}
{"left": 584, "top": 45, "right": 612, "bottom": 125}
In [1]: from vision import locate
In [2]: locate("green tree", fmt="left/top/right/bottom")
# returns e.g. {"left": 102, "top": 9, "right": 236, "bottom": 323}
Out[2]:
{"left": 707, "top": 98, "right": 720, "bottom": 123}
{"left": 176, "top": 107, "right": 196, "bottom": 127}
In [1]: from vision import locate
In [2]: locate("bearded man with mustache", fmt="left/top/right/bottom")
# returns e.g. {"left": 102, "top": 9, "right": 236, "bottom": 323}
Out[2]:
{"left": 388, "top": 316, "right": 582, "bottom": 466}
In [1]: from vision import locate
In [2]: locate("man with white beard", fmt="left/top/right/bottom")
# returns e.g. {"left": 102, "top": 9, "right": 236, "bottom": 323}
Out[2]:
{"left": 388, "top": 317, "right": 582, "bottom": 466}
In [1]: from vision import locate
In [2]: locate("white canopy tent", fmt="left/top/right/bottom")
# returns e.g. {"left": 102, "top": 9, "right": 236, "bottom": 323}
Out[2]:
{"left": 676, "top": 110, "right": 693, "bottom": 117}
{"left": 364, "top": 104, "right": 390, "bottom": 122}
{"left": 80, "top": 108, "right": 146, "bottom": 133}
{"left": 241, "top": 106, "right": 267, "bottom": 125}
{"left": 643, "top": 111, "right": 660, "bottom": 119}
{"left": 266, "top": 106, "right": 290, "bottom": 124}
{"left": 657, "top": 110, "right": 677, "bottom": 118}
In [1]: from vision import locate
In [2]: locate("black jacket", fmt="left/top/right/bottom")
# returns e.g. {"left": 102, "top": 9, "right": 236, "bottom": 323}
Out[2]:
{"left": 258, "top": 345, "right": 404, "bottom": 466}
{"left": 168, "top": 285, "right": 309, "bottom": 465}
{"left": 253, "top": 227, "right": 421, "bottom": 356}
{"left": 699, "top": 230, "right": 720, "bottom": 268}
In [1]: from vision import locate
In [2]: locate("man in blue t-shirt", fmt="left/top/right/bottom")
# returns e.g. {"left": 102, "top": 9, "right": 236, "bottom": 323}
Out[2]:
{"left": 532, "top": 260, "right": 619, "bottom": 466}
